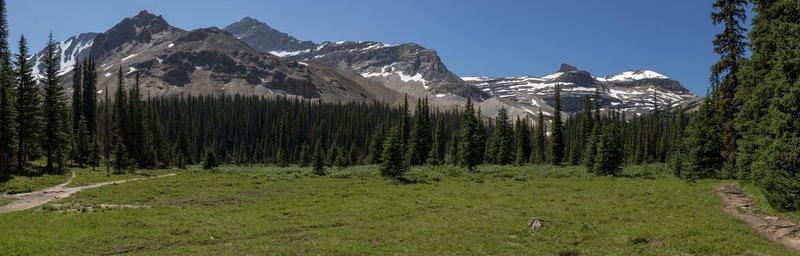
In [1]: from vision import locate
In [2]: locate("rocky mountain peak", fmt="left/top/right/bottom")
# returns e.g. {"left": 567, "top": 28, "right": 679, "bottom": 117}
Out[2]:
{"left": 558, "top": 63, "right": 578, "bottom": 73}
{"left": 223, "top": 17, "right": 315, "bottom": 53}
{"left": 90, "top": 10, "right": 183, "bottom": 62}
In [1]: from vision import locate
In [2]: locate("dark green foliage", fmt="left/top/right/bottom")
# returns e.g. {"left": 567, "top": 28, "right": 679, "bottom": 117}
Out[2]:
{"left": 0, "top": 0, "right": 12, "bottom": 177}
{"left": 592, "top": 126, "right": 623, "bottom": 176}
{"left": 550, "top": 84, "right": 564, "bottom": 165}
{"left": 312, "top": 139, "right": 325, "bottom": 176}
{"left": 458, "top": 98, "right": 481, "bottom": 172}
{"left": 381, "top": 123, "right": 406, "bottom": 179}
{"left": 14, "top": 35, "right": 41, "bottom": 173}
{"left": 681, "top": 102, "right": 723, "bottom": 181}
{"left": 82, "top": 59, "right": 97, "bottom": 139}
{"left": 514, "top": 117, "right": 531, "bottom": 166}
{"left": 203, "top": 150, "right": 219, "bottom": 170}
{"left": 112, "top": 134, "right": 129, "bottom": 174}
{"left": 710, "top": 0, "right": 748, "bottom": 177}
{"left": 42, "top": 33, "right": 69, "bottom": 173}
{"left": 582, "top": 126, "right": 599, "bottom": 171}
{"left": 530, "top": 109, "right": 546, "bottom": 165}
{"left": 427, "top": 115, "right": 445, "bottom": 166}
{"left": 298, "top": 142, "right": 311, "bottom": 167}
{"left": 407, "top": 98, "right": 431, "bottom": 166}
{"left": 736, "top": 0, "right": 800, "bottom": 211}
{"left": 366, "top": 124, "right": 385, "bottom": 164}
{"left": 487, "top": 107, "right": 514, "bottom": 165}
{"left": 74, "top": 116, "right": 90, "bottom": 166}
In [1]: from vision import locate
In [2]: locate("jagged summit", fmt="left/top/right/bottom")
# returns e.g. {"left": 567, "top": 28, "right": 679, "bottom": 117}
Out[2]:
{"left": 558, "top": 63, "right": 578, "bottom": 73}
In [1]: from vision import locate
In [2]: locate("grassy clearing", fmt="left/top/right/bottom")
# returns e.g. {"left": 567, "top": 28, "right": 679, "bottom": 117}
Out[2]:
{"left": 0, "top": 172, "right": 69, "bottom": 194}
{"left": 67, "top": 167, "right": 177, "bottom": 187}
{"left": 0, "top": 164, "right": 794, "bottom": 255}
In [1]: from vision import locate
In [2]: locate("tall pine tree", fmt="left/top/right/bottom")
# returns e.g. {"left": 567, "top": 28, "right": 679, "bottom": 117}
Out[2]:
{"left": 0, "top": 0, "right": 14, "bottom": 176}
{"left": 42, "top": 33, "right": 69, "bottom": 172}
{"left": 14, "top": 35, "right": 41, "bottom": 173}
{"left": 550, "top": 83, "right": 565, "bottom": 165}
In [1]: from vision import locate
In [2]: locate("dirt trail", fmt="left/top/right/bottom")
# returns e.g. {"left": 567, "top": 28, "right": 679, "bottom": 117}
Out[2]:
{"left": 717, "top": 184, "right": 800, "bottom": 252}
{"left": 0, "top": 173, "right": 176, "bottom": 213}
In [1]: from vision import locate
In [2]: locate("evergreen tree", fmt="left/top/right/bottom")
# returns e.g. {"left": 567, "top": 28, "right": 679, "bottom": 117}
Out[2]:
{"left": 514, "top": 117, "right": 531, "bottom": 166}
{"left": 682, "top": 101, "right": 723, "bottom": 181}
{"left": 583, "top": 125, "right": 600, "bottom": 172}
{"left": 491, "top": 107, "right": 515, "bottom": 165}
{"left": 530, "top": 109, "right": 546, "bottom": 165}
{"left": 0, "top": 0, "right": 14, "bottom": 176}
{"left": 399, "top": 94, "right": 411, "bottom": 150}
{"left": 203, "top": 150, "right": 218, "bottom": 170}
{"left": 74, "top": 116, "right": 89, "bottom": 167}
{"left": 592, "top": 126, "right": 623, "bottom": 176}
{"left": 112, "top": 134, "right": 129, "bottom": 174}
{"left": 89, "top": 130, "right": 101, "bottom": 171}
{"left": 128, "top": 72, "right": 144, "bottom": 167}
{"left": 71, "top": 60, "right": 83, "bottom": 139}
{"left": 458, "top": 98, "right": 481, "bottom": 172}
{"left": 82, "top": 59, "right": 97, "bottom": 146}
{"left": 427, "top": 115, "right": 445, "bottom": 165}
{"left": 407, "top": 98, "right": 431, "bottom": 166}
{"left": 14, "top": 35, "right": 41, "bottom": 173}
{"left": 711, "top": 0, "right": 748, "bottom": 176}
{"left": 298, "top": 141, "right": 311, "bottom": 167}
{"left": 381, "top": 123, "right": 406, "bottom": 179}
{"left": 448, "top": 132, "right": 459, "bottom": 165}
{"left": 366, "top": 124, "right": 385, "bottom": 164}
{"left": 739, "top": 0, "right": 800, "bottom": 211}
{"left": 312, "top": 138, "right": 325, "bottom": 176}
{"left": 550, "top": 83, "right": 564, "bottom": 165}
{"left": 42, "top": 33, "right": 70, "bottom": 173}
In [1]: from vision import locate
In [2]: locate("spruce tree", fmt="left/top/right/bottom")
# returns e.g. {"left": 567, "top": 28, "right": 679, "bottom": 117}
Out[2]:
{"left": 583, "top": 125, "right": 600, "bottom": 172}
{"left": 427, "top": 115, "right": 445, "bottom": 166}
{"left": 203, "top": 150, "right": 218, "bottom": 170}
{"left": 711, "top": 0, "right": 748, "bottom": 176}
{"left": 550, "top": 83, "right": 564, "bottom": 165}
{"left": 682, "top": 100, "right": 723, "bottom": 180}
{"left": 399, "top": 94, "right": 411, "bottom": 151}
{"left": 298, "top": 141, "right": 311, "bottom": 167}
{"left": 381, "top": 123, "right": 406, "bottom": 179}
{"left": 82, "top": 59, "right": 97, "bottom": 140}
{"left": 74, "top": 116, "right": 89, "bottom": 166}
{"left": 312, "top": 138, "right": 325, "bottom": 176}
{"left": 530, "top": 109, "right": 546, "bottom": 165}
{"left": 458, "top": 98, "right": 480, "bottom": 172}
{"left": 407, "top": 98, "right": 431, "bottom": 166}
{"left": 14, "top": 35, "right": 41, "bottom": 173}
{"left": 592, "top": 126, "right": 623, "bottom": 176}
{"left": 366, "top": 124, "right": 385, "bottom": 164}
{"left": 491, "top": 107, "right": 515, "bottom": 165}
{"left": 0, "top": 0, "right": 12, "bottom": 176}
{"left": 112, "top": 134, "right": 129, "bottom": 174}
{"left": 71, "top": 60, "right": 83, "bottom": 139}
{"left": 514, "top": 117, "right": 531, "bottom": 166}
{"left": 42, "top": 33, "right": 69, "bottom": 172}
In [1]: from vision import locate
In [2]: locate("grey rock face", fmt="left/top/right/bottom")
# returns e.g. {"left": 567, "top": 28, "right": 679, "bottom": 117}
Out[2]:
{"left": 223, "top": 20, "right": 487, "bottom": 102}
{"left": 464, "top": 65, "right": 699, "bottom": 114}
{"left": 29, "top": 32, "right": 99, "bottom": 78}
{"left": 222, "top": 17, "right": 315, "bottom": 53}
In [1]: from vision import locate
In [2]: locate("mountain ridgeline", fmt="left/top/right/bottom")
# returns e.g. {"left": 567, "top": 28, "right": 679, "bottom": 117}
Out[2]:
{"left": 28, "top": 11, "right": 698, "bottom": 119}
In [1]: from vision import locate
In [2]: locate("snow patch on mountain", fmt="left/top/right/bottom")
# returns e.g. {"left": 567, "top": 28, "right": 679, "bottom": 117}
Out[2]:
{"left": 269, "top": 49, "right": 310, "bottom": 57}
{"left": 599, "top": 70, "right": 669, "bottom": 82}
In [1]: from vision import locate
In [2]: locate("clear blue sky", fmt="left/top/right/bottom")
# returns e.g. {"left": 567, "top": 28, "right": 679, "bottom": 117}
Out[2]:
{"left": 9, "top": 0, "right": 739, "bottom": 95}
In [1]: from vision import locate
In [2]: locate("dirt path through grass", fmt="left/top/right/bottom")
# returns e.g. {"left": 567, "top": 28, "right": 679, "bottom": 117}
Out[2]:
{"left": 717, "top": 184, "right": 800, "bottom": 252}
{"left": 0, "top": 172, "right": 176, "bottom": 213}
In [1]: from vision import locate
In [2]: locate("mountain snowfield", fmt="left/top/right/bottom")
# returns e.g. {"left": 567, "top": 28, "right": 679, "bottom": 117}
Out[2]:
{"left": 27, "top": 12, "right": 700, "bottom": 120}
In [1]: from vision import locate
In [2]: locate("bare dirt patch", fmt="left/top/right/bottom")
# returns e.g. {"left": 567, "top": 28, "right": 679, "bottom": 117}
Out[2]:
{"left": 0, "top": 173, "right": 176, "bottom": 213}
{"left": 717, "top": 184, "right": 800, "bottom": 252}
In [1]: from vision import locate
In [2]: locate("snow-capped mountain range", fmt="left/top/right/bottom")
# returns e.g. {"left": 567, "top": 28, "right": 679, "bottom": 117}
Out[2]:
{"left": 463, "top": 64, "right": 698, "bottom": 114}
{"left": 28, "top": 11, "right": 700, "bottom": 119}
